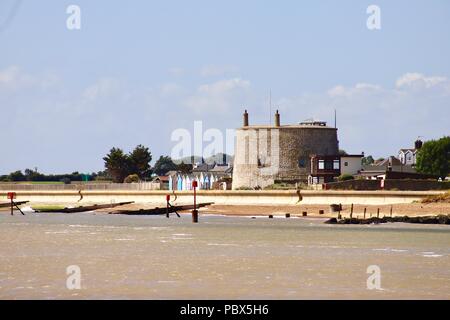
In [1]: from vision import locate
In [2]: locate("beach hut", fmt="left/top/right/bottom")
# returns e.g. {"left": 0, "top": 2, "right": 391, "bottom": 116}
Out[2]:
{"left": 199, "top": 173, "right": 204, "bottom": 189}
{"left": 168, "top": 175, "right": 173, "bottom": 190}
{"left": 204, "top": 174, "right": 210, "bottom": 190}
{"left": 210, "top": 174, "right": 216, "bottom": 190}
{"left": 185, "top": 175, "right": 192, "bottom": 190}
{"left": 177, "top": 175, "right": 183, "bottom": 191}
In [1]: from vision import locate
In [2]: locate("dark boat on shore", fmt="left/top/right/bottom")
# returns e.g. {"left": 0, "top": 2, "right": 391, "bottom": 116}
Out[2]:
{"left": 0, "top": 201, "right": 29, "bottom": 208}
{"left": 32, "top": 201, "right": 134, "bottom": 213}
{"left": 109, "top": 202, "right": 214, "bottom": 215}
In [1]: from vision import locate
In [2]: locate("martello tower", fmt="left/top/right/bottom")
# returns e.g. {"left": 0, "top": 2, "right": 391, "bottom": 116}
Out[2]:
{"left": 232, "top": 110, "right": 339, "bottom": 189}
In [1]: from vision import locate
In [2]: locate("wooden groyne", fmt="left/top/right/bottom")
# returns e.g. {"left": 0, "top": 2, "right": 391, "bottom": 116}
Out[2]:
{"left": 33, "top": 201, "right": 134, "bottom": 213}
{"left": 325, "top": 215, "right": 450, "bottom": 225}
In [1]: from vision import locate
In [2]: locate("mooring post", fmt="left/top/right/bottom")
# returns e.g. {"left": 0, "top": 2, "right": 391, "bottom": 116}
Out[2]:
{"left": 363, "top": 208, "right": 367, "bottom": 219}
{"left": 7, "top": 192, "right": 16, "bottom": 216}
{"left": 350, "top": 204, "right": 354, "bottom": 219}
{"left": 192, "top": 181, "right": 198, "bottom": 223}
{"left": 390, "top": 205, "right": 393, "bottom": 217}
{"left": 285, "top": 213, "right": 290, "bottom": 218}
{"left": 269, "top": 215, "right": 274, "bottom": 219}
{"left": 166, "top": 194, "right": 170, "bottom": 218}
{"left": 377, "top": 208, "right": 380, "bottom": 219}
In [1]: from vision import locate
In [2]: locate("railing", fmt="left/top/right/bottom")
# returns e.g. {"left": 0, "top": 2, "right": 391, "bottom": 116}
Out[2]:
{"left": 0, "top": 182, "right": 162, "bottom": 191}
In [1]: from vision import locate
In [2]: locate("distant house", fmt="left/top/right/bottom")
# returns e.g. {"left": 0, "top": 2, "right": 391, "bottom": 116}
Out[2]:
{"left": 153, "top": 175, "right": 169, "bottom": 190}
{"left": 357, "top": 155, "right": 437, "bottom": 180}
{"left": 340, "top": 154, "right": 364, "bottom": 176}
{"left": 398, "top": 139, "right": 423, "bottom": 166}
{"left": 308, "top": 154, "right": 363, "bottom": 185}
{"left": 308, "top": 155, "right": 341, "bottom": 185}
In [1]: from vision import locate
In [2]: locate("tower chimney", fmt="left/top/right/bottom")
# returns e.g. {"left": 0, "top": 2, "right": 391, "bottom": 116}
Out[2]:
{"left": 274, "top": 110, "right": 280, "bottom": 127}
{"left": 243, "top": 109, "right": 249, "bottom": 127}
{"left": 415, "top": 139, "right": 423, "bottom": 150}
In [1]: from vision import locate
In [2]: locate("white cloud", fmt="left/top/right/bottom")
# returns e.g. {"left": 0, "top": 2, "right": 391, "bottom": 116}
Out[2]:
{"left": 184, "top": 78, "right": 251, "bottom": 113}
{"left": 200, "top": 64, "right": 239, "bottom": 77}
{"left": 328, "top": 83, "right": 382, "bottom": 97}
{"left": 82, "top": 77, "right": 121, "bottom": 100}
{"left": 279, "top": 72, "right": 450, "bottom": 158}
{"left": 395, "top": 73, "right": 448, "bottom": 89}
{"left": 0, "top": 65, "right": 59, "bottom": 92}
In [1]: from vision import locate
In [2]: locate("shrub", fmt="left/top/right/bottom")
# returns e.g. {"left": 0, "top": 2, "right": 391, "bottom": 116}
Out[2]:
{"left": 338, "top": 174, "right": 354, "bottom": 181}
{"left": 124, "top": 174, "right": 140, "bottom": 183}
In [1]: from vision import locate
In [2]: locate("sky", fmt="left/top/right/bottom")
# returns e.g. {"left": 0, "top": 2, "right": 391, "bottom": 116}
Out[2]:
{"left": 0, "top": 0, "right": 449, "bottom": 174}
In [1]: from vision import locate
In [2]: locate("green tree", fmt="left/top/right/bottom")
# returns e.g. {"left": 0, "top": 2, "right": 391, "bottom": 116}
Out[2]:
{"left": 338, "top": 149, "right": 348, "bottom": 156}
{"left": 9, "top": 170, "right": 26, "bottom": 181}
{"left": 103, "top": 148, "right": 130, "bottom": 183}
{"left": 362, "top": 155, "right": 374, "bottom": 165}
{"left": 153, "top": 156, "right": 177, "bottom": 176}
{"left": 416, "top": 136, "right": 450, "bottom": 179}
{"left": 177, "top": 161, "right": 192, "bottom": 174}
{"left": 129, "top": 144, "right": 152, "bottom": 179}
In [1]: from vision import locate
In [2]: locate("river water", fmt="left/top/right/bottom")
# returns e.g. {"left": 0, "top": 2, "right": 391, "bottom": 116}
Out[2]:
{"left": 0, "top": 212, "right": 449, "bottom": 299}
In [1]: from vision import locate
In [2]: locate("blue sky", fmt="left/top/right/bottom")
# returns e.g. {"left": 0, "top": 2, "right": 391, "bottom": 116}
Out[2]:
{"left": 1, "top": 0, "right": 449, "bottom": 174}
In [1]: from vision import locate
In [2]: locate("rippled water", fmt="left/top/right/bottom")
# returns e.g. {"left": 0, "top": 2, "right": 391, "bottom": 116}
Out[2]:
{"left": 0, "top": 213, "right": 449, "bottom": 299}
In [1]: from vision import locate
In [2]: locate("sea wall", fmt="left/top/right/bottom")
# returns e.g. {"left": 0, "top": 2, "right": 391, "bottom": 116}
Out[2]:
{"left": 324, "top": 179, "right": 450, "bottom": 191}
{"left": 0, "top": 190, "right": 444, "bottom": 206}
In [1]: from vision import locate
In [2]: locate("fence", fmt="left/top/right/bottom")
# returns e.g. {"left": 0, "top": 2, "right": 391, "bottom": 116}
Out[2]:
{"left": 0, "top": 182, "right": 161, "bottom": 191}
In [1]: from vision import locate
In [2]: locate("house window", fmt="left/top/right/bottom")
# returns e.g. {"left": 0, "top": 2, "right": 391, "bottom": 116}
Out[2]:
{"left": 344, "top": 162, "right": 348, "bottom": 167}
{"left": 333, "top": 160, "right": 340, "bottom": 170}
{"left": 325, "top": 160, "right": 333, "bottom": 170}
{"left": 318, "top": 160, "right": 325, "bottom": 170}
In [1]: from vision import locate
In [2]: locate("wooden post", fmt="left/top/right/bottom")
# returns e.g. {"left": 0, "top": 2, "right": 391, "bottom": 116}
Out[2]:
{"left": 302, "top": 212, "right": 307, "bottom": 217}
{"left": 7, "top": 192, "right": 16, "bottom": 216}
{"left": 269, "top": 215, "right": 274, "bottom": 219}
{"left": 363, "top": 208, "right": 367, "bottom": 219}
{"left": 192, "top": 181, "right": 198, "bottom": 223}
{"left": 285, "top": 213, "right": 290, "bottom": 218}
{"left": 166, "top": 194, "right": 170, "bottom": 218}
{"left": 390, "top": 205, "right": 393, "bottom": 217}
{"left": 377, "top": 208, "right": 380, "bottom": 219}
{"left": 350, "top": 204, "right": 354, "bottom": 219}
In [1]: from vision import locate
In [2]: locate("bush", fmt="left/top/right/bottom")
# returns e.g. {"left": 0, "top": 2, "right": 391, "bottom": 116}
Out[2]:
{"left": 264, "top": 183, "right": 297, "bottom": 190}
{"left": 124, "top": 174, "right": 140, "bottom": 183}
{"left": 338, "top": 174, "right": 354, "bottom": 181}
{"left": 235, "top": 186, "right": 253, "bottom": 190}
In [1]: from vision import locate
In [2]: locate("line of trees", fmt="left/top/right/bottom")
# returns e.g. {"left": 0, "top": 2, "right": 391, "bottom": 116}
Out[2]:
{"left": 103, "top": 146, "right": 193, "bottom": 182}
{"left": 416, "top": 136, "right": 450, "bottom": 179}
{"left": 0, "top": 169, "right": 107, "bottom": 183}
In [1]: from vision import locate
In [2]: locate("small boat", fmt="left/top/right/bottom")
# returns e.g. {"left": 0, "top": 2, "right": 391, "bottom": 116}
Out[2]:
{"left": 109, "top": 202, "right": 214, "bottom": 215}
{"left": 32, "top": 201, "right": 135, "bottom": 213}
{"left": 0, "top": 201, "right": 29, "bottom": 208}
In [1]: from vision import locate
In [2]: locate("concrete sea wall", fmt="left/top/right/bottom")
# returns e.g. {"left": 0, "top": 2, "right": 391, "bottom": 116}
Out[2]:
{"left": 0, "top": 190, "right": 444, "bottom": 206}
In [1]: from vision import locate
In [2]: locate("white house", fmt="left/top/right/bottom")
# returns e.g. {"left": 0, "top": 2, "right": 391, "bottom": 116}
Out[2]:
{"left": 340, "top": 154, "right": 364, "bottom": 176}
{"left": 398, "top": 139, "right": 423, "bottom": 166}
{"left": 398, "top": 149, "right": 417, "bottom": 166}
